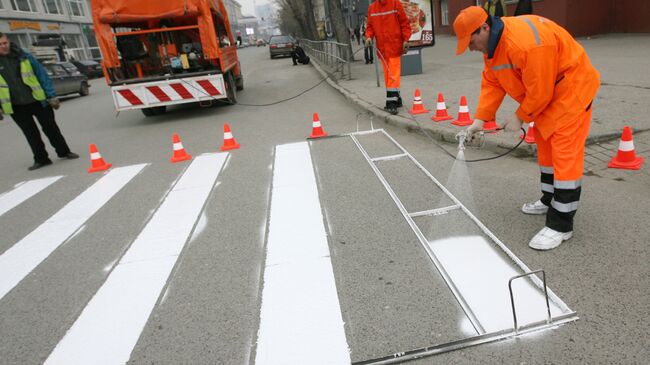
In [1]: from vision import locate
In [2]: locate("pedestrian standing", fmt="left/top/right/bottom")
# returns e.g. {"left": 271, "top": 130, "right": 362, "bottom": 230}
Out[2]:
{"left": 365, "top": 0, "right": 411, "bottom": 115}
{"left": 360, "top": 16, "right": 374, "bottom": 64}
{"left": 483, "top": 0, "right": 507, "bottom": 17}
{"left": 0, "top": 33, "right": 78, "bottom": 170}
{"left": 514, "top": 0, "right": 533, "bottom": 16}
{"left": 354, "top": 26, "right": 361, "bottom": 45}
{"left": 454, "top": 7, "right": 600, "bottom": 250}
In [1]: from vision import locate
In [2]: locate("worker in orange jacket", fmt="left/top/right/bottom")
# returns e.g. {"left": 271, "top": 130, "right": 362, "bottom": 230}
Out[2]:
{"left": 454, "top": 6, "right": 600, "bottom": 250}
{"left": 365, "top": 0, "right": 411, "bottom": 115}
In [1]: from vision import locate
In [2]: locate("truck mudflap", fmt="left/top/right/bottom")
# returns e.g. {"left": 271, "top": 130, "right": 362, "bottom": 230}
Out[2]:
{"left": 111, "top": 74, "right": 226, "bottom": 111}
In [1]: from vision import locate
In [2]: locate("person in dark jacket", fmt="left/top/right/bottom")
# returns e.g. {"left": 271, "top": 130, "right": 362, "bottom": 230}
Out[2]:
{"left": 514, "top": 0, "right": 533, "bottom": 16}
{"left": 0, "top": 32, "right": 78, "bottom": 170}
{"left": 291, "top": 42, "right": 310, "bottom": 65}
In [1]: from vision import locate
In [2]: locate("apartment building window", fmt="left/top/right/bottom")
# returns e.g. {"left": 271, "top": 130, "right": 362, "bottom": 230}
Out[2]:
{"left": 68, "top": 0, "right": 85, "bottom": 16}
{"left": 43, "top": 0, "right": 63, "bottom": 14}
{"left": 11, "top": 0, "right": 38, "bottom": 12}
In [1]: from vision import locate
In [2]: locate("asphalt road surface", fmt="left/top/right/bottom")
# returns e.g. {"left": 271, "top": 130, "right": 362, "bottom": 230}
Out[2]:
{"left": 0, "top": 47, "right": 647, "bottom": 364}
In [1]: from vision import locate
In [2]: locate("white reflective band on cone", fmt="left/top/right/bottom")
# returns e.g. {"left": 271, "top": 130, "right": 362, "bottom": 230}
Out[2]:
{"left": 459, "top": 105, "right": 469, "bottom": 112}
{"left": 313, "top": 121, "right": 321, "bottom": 127}
{"left": 173, "top": 142, "right": 183, "bottom": 151}
{"left": 224, "top": 132, "right": 233, "bottom": 139}
{"left": 618, "top": 140, "right": 635, "bottom": 151}
{"left": 90, "top": 152, "right": 101, "bottom": 160}
{"left": 437, "top": 102, "right": 446, "bottom": 109}
{"left": 414, "top": 97, "right": 422, "bottom": 101}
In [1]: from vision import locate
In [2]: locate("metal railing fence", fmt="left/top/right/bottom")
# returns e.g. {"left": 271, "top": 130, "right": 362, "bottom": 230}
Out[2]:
{"left": 297, "top": 38, "right": 352, "bottom": 80}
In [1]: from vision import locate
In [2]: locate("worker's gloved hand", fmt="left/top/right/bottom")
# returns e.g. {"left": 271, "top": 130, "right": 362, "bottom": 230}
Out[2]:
{"left": 403, "top": 41, "right": 409, "bottom": 54}
{"left": 365, "top": 38, "right": 372, "bottom": 47}
{"left": 465, "top": 119, "right": 485, "bottom": 142}
{"left": 502, "top": 113, "right": 523, "bottom": 131}
{"left": 48, "top": 98, "right": 61, "bottom": 110}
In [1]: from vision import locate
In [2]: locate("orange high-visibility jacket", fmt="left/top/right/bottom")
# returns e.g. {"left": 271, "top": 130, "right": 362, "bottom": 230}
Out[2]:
{"left": 474, "top": 15, "right": 600, "bottom": 139}
{"left": 365, "top": 0, "right": 412, "bottom": 59}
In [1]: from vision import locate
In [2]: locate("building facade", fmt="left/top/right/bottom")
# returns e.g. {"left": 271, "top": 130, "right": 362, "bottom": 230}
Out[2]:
{"left": 0, "top": 0, "right": 97, "bottom": 60}
{"left": 322, "top": 1, "right": 649, "bottom": 39}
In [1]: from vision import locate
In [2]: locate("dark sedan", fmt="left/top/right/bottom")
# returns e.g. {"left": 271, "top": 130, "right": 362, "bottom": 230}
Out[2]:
{"left": 269, "top": 35, "right": 294, "bottom": 59}
{"left": 43, "top": 62, "right": 89, "bottom": 97}
{"left": 71, "top": 60, "right": 103, "bottom": 78}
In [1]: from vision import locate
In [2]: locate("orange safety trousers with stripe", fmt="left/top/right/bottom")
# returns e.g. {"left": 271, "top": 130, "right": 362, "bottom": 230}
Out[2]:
{"left": 380, "top": 56, "right": 401, "bottom": 106}
{"left": 535, "top": 107, "right": 592, "bottom": 233}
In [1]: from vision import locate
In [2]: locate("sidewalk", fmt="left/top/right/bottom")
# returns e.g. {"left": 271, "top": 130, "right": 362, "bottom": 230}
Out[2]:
{"left": 311, "top": 34, "right": 650, "bottom": 157}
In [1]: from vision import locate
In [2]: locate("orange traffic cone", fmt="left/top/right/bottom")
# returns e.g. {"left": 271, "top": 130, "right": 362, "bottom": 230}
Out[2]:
{"left": 87, "top": 144, "right": 112, "bottom": 173}
{"left": 520, "top": 122, "right": 536, "bottom": 144}
{"left": 431, "top": 93, "right": 453, "bottom": 122}
{"left": 608, "top": 126, "right": 644, "bottom": 170}
{"left": 409, "top": 88, "right": 429, "bottom": 115}
{"left": 170, "top": 133, "right": 192, "bottom": 163}
{"left": 483, "top": 120, "right": 499, "bottom": 133}
{"left": 452, "top": 96, "right": 473, "bottom": 126}
{"left": 220, "top": 123, "right": 240, "bottom": 151}
{"left": 309, "top": 112, "right": 328, "bottom": 138}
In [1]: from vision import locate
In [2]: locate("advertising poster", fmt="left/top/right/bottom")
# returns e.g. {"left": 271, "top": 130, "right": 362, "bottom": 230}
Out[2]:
{"left": 402, "top": 0, "right": 435, "bottom": 47}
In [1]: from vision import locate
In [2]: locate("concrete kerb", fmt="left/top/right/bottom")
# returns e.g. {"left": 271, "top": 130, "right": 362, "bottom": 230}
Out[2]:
{"left": 309, "top": 56, "right": 537, "bottom": 159}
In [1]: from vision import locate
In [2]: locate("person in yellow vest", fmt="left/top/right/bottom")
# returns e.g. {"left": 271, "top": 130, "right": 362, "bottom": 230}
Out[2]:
{"left": 483, "top": 0, "right": 507, "bottom": 17}
{"left": 0, "top": 32, "right": 78, "bottom": 170}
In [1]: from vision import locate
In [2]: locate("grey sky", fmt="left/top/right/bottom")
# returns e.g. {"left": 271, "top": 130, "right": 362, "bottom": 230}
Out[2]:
{"left": 238, "top": 0, "right": 271, "bottom": 17}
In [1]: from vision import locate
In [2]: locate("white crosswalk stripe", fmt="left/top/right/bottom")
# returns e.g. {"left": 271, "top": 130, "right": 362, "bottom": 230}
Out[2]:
{"left": 0, "top": 176, "right": 62, "bottom": 217}
{"left": 256, "top": 142, "right": 350, "bottom": 364}
{"left": 0, "top": 164, "right": 147, "bottom": 300}
{"left": 44, "top": 153, "right": 228, "bottom": 365}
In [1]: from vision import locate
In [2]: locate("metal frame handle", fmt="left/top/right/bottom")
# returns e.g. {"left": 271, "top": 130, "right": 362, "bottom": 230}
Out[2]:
{"left": 508, "top": 269, "right": 552, "bottom": 333}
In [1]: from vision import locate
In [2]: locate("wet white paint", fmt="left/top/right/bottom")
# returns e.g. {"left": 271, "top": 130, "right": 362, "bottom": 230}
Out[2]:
{"left": 45, "top": 153, "right": 227, "bottom": 365}
{"left": 428, "top": 236, "right": 564, "bottom": 333}
{"left": 256, "top": 142, "right": 350, "bottom": 365}
{"left": 0, "top": 165, "right": 146, "bottom": 300}
{"left": 189, "top": 211, "right": 208, "bottom": 244}
{"left": 0, "top": 175, "right": 62, "bottom": 217}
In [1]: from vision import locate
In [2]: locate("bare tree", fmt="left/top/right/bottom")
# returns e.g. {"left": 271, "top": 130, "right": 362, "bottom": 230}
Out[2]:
{"left": 275, "top": 0, "right": 317, "bottom": 39}
{"left": 327, "top": 0, "right": 355, "bottom": 61}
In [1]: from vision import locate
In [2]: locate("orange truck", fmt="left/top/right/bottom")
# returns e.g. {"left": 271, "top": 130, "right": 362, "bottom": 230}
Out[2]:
{"left": 90, "top": 0, "right": 243, "bottom": 116}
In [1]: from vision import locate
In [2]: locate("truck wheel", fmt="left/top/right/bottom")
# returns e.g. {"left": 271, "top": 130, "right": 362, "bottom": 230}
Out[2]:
{"left": 236, "top": 74, "right": 244, "bottom": 91}
{"left": 79, "top": 82, "right": 89, "bottom": 96}
{"left": 141, "top": 106, "right": 166, "bottom": 117}
{"left": 225, "top": 72, "right": 237, "bottom": 104}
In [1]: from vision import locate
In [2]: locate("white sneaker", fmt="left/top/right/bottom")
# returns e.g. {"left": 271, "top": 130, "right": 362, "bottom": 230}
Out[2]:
{"left": 522, "top": 200, "right": 549, "bottom": 215}
{"left": 529, "top": 227, "right": 573, "bottom": 250}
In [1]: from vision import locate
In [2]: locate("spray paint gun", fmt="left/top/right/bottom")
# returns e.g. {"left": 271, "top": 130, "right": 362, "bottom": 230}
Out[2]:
{"left": 455, "top": 129, "right": 485, "bottom": 150}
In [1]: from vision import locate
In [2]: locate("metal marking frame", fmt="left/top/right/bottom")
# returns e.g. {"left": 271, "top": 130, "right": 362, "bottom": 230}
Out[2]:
{"left": 340, "top": 128, "right": 578, "bottom": 364}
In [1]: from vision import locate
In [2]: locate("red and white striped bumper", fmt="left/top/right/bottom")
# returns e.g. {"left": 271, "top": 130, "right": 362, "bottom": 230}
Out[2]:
{"left": 111, "top": 74, "right": 226, "bottom": 111}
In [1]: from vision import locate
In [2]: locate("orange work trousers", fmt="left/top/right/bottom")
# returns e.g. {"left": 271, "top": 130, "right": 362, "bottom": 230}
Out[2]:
{"left": 380, "top": 56, "right": 401, "bottom": 89}
{"left": 535, "top": 108, "right": 592, "bottom": 232}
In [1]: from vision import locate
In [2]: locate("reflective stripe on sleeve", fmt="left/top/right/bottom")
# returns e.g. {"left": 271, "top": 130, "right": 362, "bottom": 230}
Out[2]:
{"left": 522, "top": 18, "right": 541, "bottom": 45}
{"left": 370, "top": 10, "right": 397, "bottom": 17}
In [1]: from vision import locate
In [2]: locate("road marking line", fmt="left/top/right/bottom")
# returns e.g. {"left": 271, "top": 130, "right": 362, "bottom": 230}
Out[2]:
{"left": 428, "top": 236, "right": 564, "bottom": 333}
{"left": 44, "top": 153, "right": 227, "bottom": 365}
{"left": 0, "top": 165, "right": 147, "bottom": 300}
{"left": 0, "top": 176, "right": 62, "bottom": 217}
{"left": 256, "top": 142, "right": 350, "bottom": 365}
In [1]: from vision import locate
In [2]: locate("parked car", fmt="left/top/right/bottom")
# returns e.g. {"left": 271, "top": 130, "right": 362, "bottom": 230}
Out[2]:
{"left": 269, "top": 35, "right": 294, "bottom": 59}
{"left": 43, "top": 62, "right": 90, "bottom": 97}
{"left": 256, "top": 39, "right": 266, "bottom": 47}
{"left": 71, "top": 59, "right": 103, "bottom": 78}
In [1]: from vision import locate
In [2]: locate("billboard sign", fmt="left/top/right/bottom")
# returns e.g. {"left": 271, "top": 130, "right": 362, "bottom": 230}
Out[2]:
{"left": 402, "top": 0, "right": 435, "bottom": 47}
